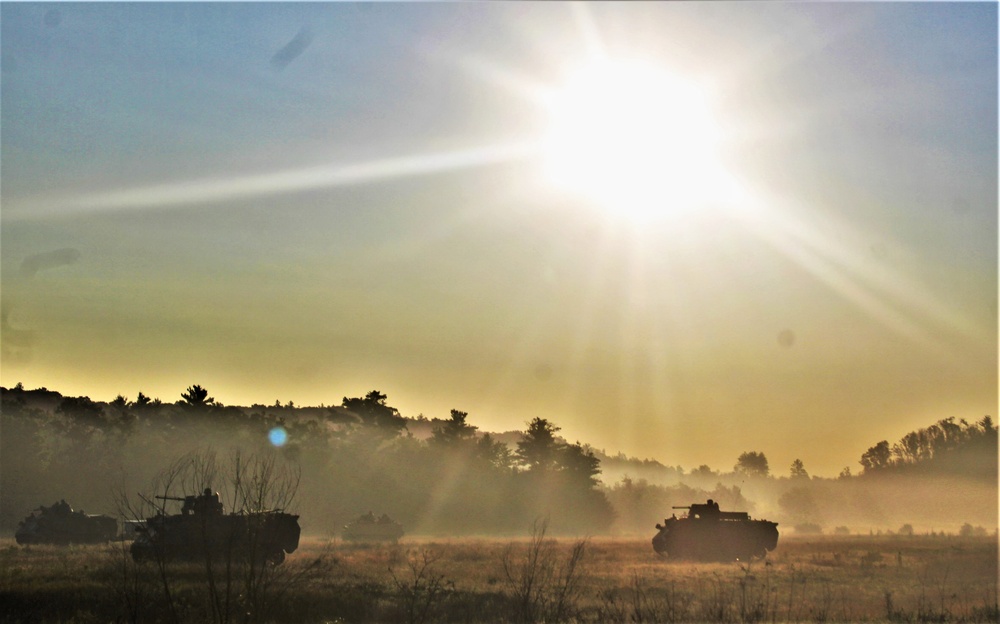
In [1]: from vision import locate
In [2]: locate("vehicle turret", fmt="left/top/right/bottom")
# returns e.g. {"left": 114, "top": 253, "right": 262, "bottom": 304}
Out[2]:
{"left": 155, "top": 488, "right": 223, "bottom": 516}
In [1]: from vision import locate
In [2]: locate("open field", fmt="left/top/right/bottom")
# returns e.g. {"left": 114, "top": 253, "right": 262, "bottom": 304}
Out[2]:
{"left": 1, "top": 534, "right": 997, "bottom": 623}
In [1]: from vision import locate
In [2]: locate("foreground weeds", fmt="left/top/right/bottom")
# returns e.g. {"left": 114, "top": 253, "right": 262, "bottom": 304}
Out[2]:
{"left": 500, "top": 518, "right": 589, "bottom": 623}
{"left": 0, "top": 534, "right": 996, "bottom": 623}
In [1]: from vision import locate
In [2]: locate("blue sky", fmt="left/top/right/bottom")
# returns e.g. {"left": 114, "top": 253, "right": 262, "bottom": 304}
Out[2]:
{"left": 2, "top": 2, "right": 996, "bottom": 476}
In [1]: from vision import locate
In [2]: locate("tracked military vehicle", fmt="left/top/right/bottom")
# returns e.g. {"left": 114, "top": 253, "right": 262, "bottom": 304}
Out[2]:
{"left": 342, "top": 512, "right": 404, "bottom": 543}
{"left": 15, "top": 500, "right": 117, "bottom": 545}
{"left": 130, "top": 489, "right": 300, "bottom": 564}
{"left": 652, "top": 499, "right": 778, "bottom": 561}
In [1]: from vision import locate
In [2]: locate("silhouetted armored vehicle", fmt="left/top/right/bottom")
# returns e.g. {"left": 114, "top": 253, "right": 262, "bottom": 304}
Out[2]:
{"left": 652, "top": 499, "right": 778, "bottom": 560}
{"left": 342, "top": 511, "right": 404, "bottom": 543}
{"left": 130, "top": 489, "right": 300, "bottom": 564}
{"left": 15, "top": 500, "right": 117, "bottom": 545}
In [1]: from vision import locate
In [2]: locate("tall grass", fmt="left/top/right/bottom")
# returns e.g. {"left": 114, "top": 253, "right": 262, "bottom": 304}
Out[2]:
{"left": 1, "top": 534, "right": 996, "bottom": 622}
{"left": 500, "top": 518, "right": 589, "bottom": 623}
{"left": 388, "top": 548, "right": 455, "bottom": 624}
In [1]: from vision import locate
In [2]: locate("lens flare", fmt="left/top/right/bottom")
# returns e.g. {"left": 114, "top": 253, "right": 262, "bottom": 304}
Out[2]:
{"left": 268, "top": 426, "right": 288, "bottom": 447}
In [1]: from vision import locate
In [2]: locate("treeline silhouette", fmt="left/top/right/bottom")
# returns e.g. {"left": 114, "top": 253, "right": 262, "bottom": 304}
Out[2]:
{"left": 859, "top": 416, "right": 996, "bottom": 477}
{"left": 1, "top": 383, "right": 995, "bottom": 536}
{"left": 600, "top": 414, "right": 996, "bottom": 536}
{"left": 0, "top": 384, "right": 613, "bottom": 535}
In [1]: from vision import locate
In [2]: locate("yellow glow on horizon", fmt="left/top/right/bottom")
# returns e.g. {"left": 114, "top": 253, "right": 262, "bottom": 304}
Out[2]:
{"left": 540, "top": 60, "right": 729, "bottom": 222}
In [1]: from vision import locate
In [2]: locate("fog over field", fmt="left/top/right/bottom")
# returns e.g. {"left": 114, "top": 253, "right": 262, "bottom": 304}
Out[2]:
{"left": 1, "top": 384, "right": 997, "bottom": 622}
{"left": 2, "top": 385, "right": 995, "bottom": 540}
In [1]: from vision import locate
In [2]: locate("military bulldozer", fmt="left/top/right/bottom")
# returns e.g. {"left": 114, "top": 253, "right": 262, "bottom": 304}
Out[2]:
{"left": 15, "top": 500, "right": 117, "bottom": 545}
{"left": 130, "top": 489, "right": 300, "bottom": 564}
{"left": 342, "top": 512, "right": 404, "bottom": 543}
{"left": 652, "top": 499, "right": 778, "bottom": 561}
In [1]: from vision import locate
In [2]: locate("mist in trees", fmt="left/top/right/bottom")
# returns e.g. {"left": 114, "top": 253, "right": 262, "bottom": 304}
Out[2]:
{"left": 734, "top": 451, "right": 769, "bottom": 477}
{"left": 340, "top": 390, "right": 407, "bottom": 434}
{"left": 859, "top": 417, "right": 996, "bottom": 477}
{"left": 1, "top": 383, "right": 995, "bottom": 537}
{"left": 789, "top": 459, "right": 809, "bottom": 479}
{"left": 598, "top": 419, "right": 996, "bottom": 535}
{"left": 0, "top": 384, "right": 614, "bottom": 536}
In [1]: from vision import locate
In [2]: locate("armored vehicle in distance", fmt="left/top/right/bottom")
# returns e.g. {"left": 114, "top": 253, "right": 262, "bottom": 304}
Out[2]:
{"left": 15, "top": 500, "right": 117, "bottom": 545}
{"left": 652, "top": 499, "right": 778, "bottom": 561}
{"left": 130, "top": 489, "right": 300, "bottom": 564}
{"left": 342, "top": 512, "right": 404, "bottom": 543}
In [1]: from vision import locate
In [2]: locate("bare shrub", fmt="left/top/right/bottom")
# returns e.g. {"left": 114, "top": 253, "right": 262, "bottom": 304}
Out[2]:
{"left": 113, "top": 456, "right": 191, "bottom": 623}
{"left": 113, "top": 448, "right": 301, "bottom": 624}
{"left": 500, "top": 517, "right": 589, "bottom": 623}
{"left": 389, "top": 548, "right": 455, "bottom": 624}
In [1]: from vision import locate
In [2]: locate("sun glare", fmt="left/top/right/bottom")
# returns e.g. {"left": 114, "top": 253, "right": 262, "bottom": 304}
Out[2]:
{"left": 541, "top": 60, "right": 727, "bottom": 222}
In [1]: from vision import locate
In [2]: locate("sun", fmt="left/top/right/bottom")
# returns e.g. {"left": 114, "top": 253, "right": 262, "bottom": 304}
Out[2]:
{"left": 540, "top": 60, "right": 728, "bottom": 222}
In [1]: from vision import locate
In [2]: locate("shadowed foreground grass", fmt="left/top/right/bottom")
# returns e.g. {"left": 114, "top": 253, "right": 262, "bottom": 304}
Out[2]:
{"left": 0, "top": 534, "right": 996, "bottom": 623}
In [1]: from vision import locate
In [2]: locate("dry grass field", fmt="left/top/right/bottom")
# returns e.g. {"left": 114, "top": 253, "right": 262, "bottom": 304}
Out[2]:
{"left": 1, "top": 533, "right": 996, "bottom": 623}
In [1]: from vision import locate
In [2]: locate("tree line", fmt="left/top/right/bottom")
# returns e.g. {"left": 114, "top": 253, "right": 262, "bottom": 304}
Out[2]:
{"left": 0, "top": 384, "right": 613, "bottom": 535}
{"left": 1, "top": 383, "right": 994, "bottom": 535}
{"left": 859, "top": 416, "right": 996, "bottom": 476}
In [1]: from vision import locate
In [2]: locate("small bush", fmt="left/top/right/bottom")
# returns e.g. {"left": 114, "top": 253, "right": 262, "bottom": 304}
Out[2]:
{"left": 500, "top": 518, "right": 588, "bottom": 623}
{"left": 388, "top": 548, "right": 455, "bottom": 624}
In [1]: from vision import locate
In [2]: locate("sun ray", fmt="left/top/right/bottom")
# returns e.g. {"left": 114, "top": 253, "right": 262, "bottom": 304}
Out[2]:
{"left": 408, "top": 452, "right": 473, "bottom": 535}
{"left": 10, "top": 142, "right": 535, "bottom": 220}
{"left": 724, "top": 191, "right": 988, "bottom": 359}
{"left": 567, "top": 1, "right": 607, "bottom": 62}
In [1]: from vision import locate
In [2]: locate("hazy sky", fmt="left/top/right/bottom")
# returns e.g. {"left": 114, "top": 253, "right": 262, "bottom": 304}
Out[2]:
{"left": 2, "top": 2, "right": 996, "bottom": 477}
